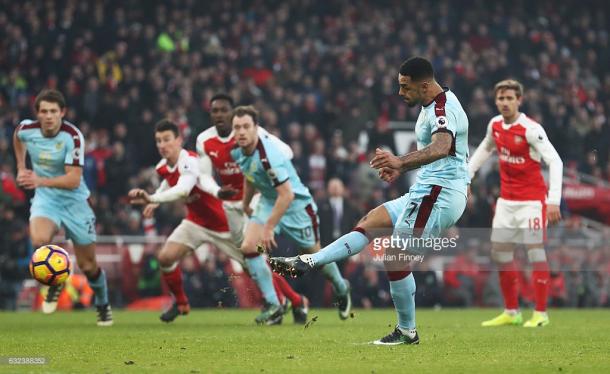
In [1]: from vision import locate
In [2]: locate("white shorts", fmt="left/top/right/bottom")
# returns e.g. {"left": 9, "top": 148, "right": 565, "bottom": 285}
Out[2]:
{"left": 223, "top": 194, "right": 262, "bottom": 247}
{"left": 167, "top": 219, "right": 244, "bottom": 265}
{"left": 223, "top": 201, "right": 246, "bottom": 247}
{"left": 491, "top": 198, "right": 546, "bottom": 244}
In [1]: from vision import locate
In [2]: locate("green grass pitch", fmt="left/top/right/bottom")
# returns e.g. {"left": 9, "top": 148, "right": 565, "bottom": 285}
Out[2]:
{"left": 1, "top": 309, "right": 609, "bottom": 373}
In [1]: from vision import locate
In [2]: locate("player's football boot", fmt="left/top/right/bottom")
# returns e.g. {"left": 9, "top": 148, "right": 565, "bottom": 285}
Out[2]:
{"left": 268, "top": 255, "right": 314, "bottom": 277}
{"left": 160, "top": 302, "right": 190, "bottom": 323}
{"left": 523, "top": 311, "right": 550, "bottom": 327}
{"left": 481, "top": 311, "right": 523, "bottom": 327}
{"left": 292, "top": 294, "right": 309, "bottom": 324}
{"left": 255, "top": 302, "right": 283, "bottom": 325}
{"left": 372, "top": 326, "right": 420, "bottom": 345}
{"left": 42, "top": 283, "right": 65, "bottom": 314}
{"left": 336, "top": 280, "right": 352, "bottom": 320}
{"left": 96, "top": 304, "right": 114, "bottom": 326}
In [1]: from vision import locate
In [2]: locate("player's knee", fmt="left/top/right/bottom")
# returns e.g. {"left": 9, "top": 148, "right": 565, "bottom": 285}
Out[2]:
{"left": 239, "top": 235, "right": 259, "bottom": 254}
{"left": 491, "top": 249, "right": 514, "bottom": 264}
{"left": 76, "top": 257, "right": 97, "bottom": 275}
{"left": 527, "top": 248, "right": 547, "bottom": 262}
{"left": 239, "top": 242, "right": 257, "bottom": 255}
{"left": 157, "top": 251, "right": 177, "bottom": 268}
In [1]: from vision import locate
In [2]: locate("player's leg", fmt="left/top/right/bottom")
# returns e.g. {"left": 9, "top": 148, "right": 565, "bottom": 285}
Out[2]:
{"left": 375, "top": 185, "right": 466, "bottom": 345}
{"left": 158, "top": 220, "right": 202, "bottom": 322}
{"left": 63, "top": 201, "right": 113, "bottom": 326}
{"left": 223, "top": 203, "right": 300, "bottom": 312}
{"left": 302, "top": 241, "right": 352, "bottom": 320}
{"left": 373, "top": 187, "right": 431, "bottom": 345}
{"left": 29, "top": 216, "right": 59, "bottom": 248}
{"left": 158, "top": 241, "right": 192, "bottom": 320}
{"left": 72, "top": 242, "right": 112, "bottom": 326}
{"left": 481, "top": 242, "right": 523, "bottom": 326}
{"left": 295, "top": 204, "right": 350, "bottom": 298}
{"left": 482, "top": 198, "right": 523, "bottom": 326}
{"left": 268, "top": 202, "right": 393, "bottom": 276}
{"left": 241, "top": 220, "right": 283, "bottom": 324}
{"left": 523, "top": 202, "right": 550, "bottom": 327}
{"left": 29, "top": 216, "right": 63, "bottom": 314}
{"left": 523, "top": 244, "right": 550, "bottom": 327}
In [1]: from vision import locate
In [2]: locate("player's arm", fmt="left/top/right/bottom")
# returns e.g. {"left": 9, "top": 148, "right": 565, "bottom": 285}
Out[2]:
{"left": 129, "top": 158, "right": 198, "bottom": 204}
{"left": 370, "top": 112, "right": 457, "bottom": 172}
{"left": 527, "top": 125, "right": 564, "bottom": 223}
{"left": 13, "top": 126, "right": 27, "bottom": 172}
{"left": 468, "top": 120, "right": 495, "bottom": 179}
{"left": 242, "top": 178, "right": 256, "bottom": 215}
{"left": 263, "top": 180, "right": 294, "bottom": 249}
{"left": 13, "top": 125, "right": 32, "bottom": 187}
{"left": 196, "top": 138, "right": 237, "bottom": 199}
{"left": 370, "top": 132, "right": 452, "bottom": 172}
{"left": 261, "top": 145, "right": 294, "bottom": 249}
{"left": 33, "top": 165, "right": 82, "bottom": 189}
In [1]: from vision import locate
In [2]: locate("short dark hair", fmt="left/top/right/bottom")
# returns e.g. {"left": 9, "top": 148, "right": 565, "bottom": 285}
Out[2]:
{"left": 154, "top": 119, "right": 180, "bottom": 137}
{"left": 210, "top": 93, "right": 234, "bottom": 107}
{"left": 35, "top": 89, "right": 66, "bottom": 111}
{"left": 232, "top": 105, "right": 259, "bottom": 124}
{"left": 399, "top": 57, "right": 434, "bottom": 82}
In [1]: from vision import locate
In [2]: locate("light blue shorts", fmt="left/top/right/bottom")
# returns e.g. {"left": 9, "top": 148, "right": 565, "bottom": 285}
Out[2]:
{"left": 383, "top": 183, "right": 466, "bottom": 239}
{"left": 30, "top": 198, "right": 96, "bottom": 245}
{"left": 250, "top": 198, "right": 319, "bottom": 249}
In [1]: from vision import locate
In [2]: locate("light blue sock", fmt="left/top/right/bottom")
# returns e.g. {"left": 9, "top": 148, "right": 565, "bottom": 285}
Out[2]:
{"left": 245, "top": 255, "right": 279, "bottom": 306}
{"left": 311, "top": 231, "right": 369, "bottom": 266}
{"left": 87, "top": 269, "right": 109, "bottom": 306}
{"left": 320, "top": 263, "right": 348, "bottom": 295}
{"left": 390, "top": 273, "right": 417, "bottom": 329}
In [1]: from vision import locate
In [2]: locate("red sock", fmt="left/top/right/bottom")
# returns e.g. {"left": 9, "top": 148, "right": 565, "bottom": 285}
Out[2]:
{"left": 162, "top": 267, "right": 189, "bottom": 305}
{"left": 532, "top": 261, "right": 550, "bottom": 312}
{"left": 272, "top": 272, "right": 302, "bottom": 307}
{"left": 499, "top": 262, "right": 519, "bottom": 310}
{"left": 272, "top": 273, "right": 286, "bottom": 305}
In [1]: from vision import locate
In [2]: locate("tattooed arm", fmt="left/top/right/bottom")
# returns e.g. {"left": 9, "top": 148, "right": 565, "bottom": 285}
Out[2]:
{"left": 370, "top": 132, "right": 452, "bottom": 172}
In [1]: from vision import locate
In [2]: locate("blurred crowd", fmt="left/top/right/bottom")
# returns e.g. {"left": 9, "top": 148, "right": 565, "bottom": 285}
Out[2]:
{"left": 1, "top": 0, "right": 609, "bottom": 309}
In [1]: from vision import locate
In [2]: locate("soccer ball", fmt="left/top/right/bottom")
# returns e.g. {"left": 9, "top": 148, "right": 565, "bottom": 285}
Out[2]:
{"left": 29, "top": 245, "right": 72, "bottom": 286}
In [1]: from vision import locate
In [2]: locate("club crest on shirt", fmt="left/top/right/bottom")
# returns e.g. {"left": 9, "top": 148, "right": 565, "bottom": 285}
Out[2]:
{"left": 436, "top": 116, "right": 447, "bottom": 128}
{"left": 267, "top": 168, "right": 277, "bottom": 180}
{"left": 55, "top": 141, "right": 64, "bottom": 150}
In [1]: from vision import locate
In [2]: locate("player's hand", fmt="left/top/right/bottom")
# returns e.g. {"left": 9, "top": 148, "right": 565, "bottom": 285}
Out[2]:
{"left": 370, "top": 148, "right": 402, "bottom": 170}
{"left": 261, "top": 223, "right": 277, "bottom": 251}
{"left": 16, "top": 168, "right": 31, "bottom": 185}
{"left": 547, "top": 204, "right": 562, "bottom": 224}
{"left": 17, "top": 169, "right": 42, "bottom": 189}
{"left": 142, "top": 203, "right": 159, "bottom": 218}
{"left": 217, "top": 185, "right": 239, "bottom": 200}
{"left": 128, "top": 188, "right": 152, "bottom": 205}
{"left": 378, "top": 167, "right": 400, "bottom": 183}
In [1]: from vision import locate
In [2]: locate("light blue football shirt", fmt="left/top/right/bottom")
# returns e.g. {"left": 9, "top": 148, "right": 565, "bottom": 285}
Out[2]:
{"left": 414, "top": 89, "right": 470, "bottom": 195}
{"left": 230, "top": 132, "right": 312, "bottom": 205}
{"left": 16, "top": 119, "right": 90, "bottom": 203}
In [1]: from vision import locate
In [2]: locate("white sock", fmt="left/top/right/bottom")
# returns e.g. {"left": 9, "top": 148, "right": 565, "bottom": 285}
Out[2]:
{"left": 398, "top": 326, "right": 417, "bottom": 338}
{"left": 504, "top": 309, "right": 519, "bottom": 316}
